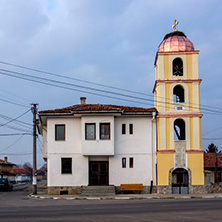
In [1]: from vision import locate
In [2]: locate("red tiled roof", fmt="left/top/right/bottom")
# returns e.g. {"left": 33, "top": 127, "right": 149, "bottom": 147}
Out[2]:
{"left": 13, "top": 167, "right": 32, "bottom": 175}
{"left": 39, "top": 104, "right": 157, "bottom": 114}
{"left": 36, "top": 167, "right": 47, "bottom": 174}
{"left": 0, "top": 159, "right": 15, "bottom": 166}
{"left": 204, "top": 153, "right": 222, "bottom": 168}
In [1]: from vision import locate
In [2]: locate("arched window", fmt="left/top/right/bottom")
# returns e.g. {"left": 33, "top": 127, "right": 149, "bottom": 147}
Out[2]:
{"left": 173, "top": 58, "right": 183, "bottom": 76}
{"left": 174, "top": 119, "right": 185, "bottom": 140}
{"left": 173, "top": 85, "right": 184, "bottom": 103}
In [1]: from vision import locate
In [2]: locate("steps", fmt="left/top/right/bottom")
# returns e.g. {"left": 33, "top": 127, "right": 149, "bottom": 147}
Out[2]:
{"left": 81, "top": 185, "right": 116, "bottom": 196}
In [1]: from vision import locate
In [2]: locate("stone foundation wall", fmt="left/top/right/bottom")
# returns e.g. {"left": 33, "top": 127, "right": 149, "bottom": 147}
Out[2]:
{"left": 157, "top": 186, "right": 171, "bottom": 194}
{"left": 206, "top": 184, "right": 222, "bottom": 193}
{"left": 157, "top": 185, "right": 220, "bottom": 194}
{"left": 48, "top": 186, "right": 81, "bottom": 195}
{"left": 189, "top": 185, "right": 208, "bottom": 194}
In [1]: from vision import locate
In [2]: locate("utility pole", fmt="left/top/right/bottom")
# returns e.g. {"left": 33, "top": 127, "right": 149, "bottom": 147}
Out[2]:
{"left": 31, "top": 103, "right": 38, "bottom": 195}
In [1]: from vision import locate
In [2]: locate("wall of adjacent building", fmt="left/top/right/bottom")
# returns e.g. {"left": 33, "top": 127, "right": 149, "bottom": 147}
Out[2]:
{"left": 109, "top": 116, "right": 156, "bottom": 186}
{"left": 45, "top": 115, "right": 156, "bottom": 188}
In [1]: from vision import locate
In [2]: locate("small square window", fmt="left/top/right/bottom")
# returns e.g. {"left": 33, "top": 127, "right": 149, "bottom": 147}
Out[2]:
{"left": 129, "top": 124, "right": 133, "bottom": 135}
{"left": 85, "top": 123, "right": 96, "bottom": 140}
{"left": 100, "top": 123, "right": 110, "bottom": 140}
{"left": 122, "top": 124, "right": 126, "bottom": 135}
{"left": 122, "top": 158, "right": 126, "bottom": 168}
{"left": 129, "top": 157, "right": 134, "bottom": 168}
{"left": 55, "top": 124, "right": 65, "bottom": 141}
{"left": 61, "top": 158, "right": 72, "bottom": 174}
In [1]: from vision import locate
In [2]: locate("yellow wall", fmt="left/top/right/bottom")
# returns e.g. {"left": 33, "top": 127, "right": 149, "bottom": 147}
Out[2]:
{"left": 186, "top": 54, "right": 193, "bottom": 79}
{"left": 166, "top": 118, "right": 170, "bottom": 150}
{"left": 164, "top": 55, "right": 169, "bottom": 79}
{"left": 190, "top": 117, "right": 194, "bottom": 149}
{"left": 165, "top": 83, "right": 171, "bottom": 111}
{"left": 187, "top": 153, "right": 204, "bottom": 185}
{"left": 187, "top": 83, "right": 193, "bottom": 111}
{"left": 157, "top": 153, "right": 174, "bottom": 185}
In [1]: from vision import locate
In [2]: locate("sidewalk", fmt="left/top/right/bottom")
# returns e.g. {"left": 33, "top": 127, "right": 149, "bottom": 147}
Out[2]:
{"left": 29, "top": 192, "right": 222, "bottom": 200}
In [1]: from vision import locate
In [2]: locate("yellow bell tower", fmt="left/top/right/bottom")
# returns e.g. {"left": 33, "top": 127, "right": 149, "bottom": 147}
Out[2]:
{"left": 154, "top": 21, "right": 204, "bottom": 194}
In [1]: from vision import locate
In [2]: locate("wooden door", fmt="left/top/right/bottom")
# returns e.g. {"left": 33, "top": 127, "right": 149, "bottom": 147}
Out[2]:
{"left": 89, "top": 161, "right": 109, "bottom": 185}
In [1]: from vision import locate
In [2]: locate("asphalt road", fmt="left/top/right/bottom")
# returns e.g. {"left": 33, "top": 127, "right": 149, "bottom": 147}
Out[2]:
{"left": 0, "top": 185, "right": 222, "bottom": 222}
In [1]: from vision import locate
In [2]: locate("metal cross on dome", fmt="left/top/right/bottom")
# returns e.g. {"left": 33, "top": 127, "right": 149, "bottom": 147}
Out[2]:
{"left": 172, "top": 19, "right": 179, "bottom": 32}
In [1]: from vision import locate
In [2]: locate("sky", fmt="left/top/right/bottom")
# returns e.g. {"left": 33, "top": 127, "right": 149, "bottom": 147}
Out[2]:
{"left": 0, "top": 0, "right": 222, "bottom": 168}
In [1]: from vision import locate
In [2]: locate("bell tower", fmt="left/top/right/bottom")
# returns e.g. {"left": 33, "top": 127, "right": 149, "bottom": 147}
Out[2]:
{"left": 154, "top": 21, "right": 204, "bottom": 193}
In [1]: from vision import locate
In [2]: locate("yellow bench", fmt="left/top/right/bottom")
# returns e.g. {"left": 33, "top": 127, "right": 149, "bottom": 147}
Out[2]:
{"left": 120, "top": 184, "right": 143, "bottom": 192}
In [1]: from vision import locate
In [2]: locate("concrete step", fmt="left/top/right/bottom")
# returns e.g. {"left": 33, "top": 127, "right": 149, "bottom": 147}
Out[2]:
{"left": 81, "top": 186, "right": 116, "bottom": 196}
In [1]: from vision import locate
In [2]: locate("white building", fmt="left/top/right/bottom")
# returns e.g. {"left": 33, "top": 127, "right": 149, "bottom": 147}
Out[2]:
{"left": 38, "top": 97, "right": 157, "bottom": 195}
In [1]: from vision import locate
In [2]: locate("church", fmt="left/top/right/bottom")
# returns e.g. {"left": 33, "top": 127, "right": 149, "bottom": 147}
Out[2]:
{"left": 38, "top": 22, "right": 205, "bottom": 195}
{"left": 154, "top": 21, "right": 204, "bottom": 194}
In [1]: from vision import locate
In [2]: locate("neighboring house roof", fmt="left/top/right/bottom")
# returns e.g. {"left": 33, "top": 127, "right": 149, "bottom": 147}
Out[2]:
{"left": 0, "top": 159, "right": 15, "bottom": 166}
{"left": 13, "top": 167, "right": 32, "bottom": 176}
{"left": 39, "top": 104, "right": 157, "bottom": 114}
{"left": 36, "top": 167, "right": 47, "bottom": 175}
{"left": 204, "top": 153, "right": 222, "bottom": 168}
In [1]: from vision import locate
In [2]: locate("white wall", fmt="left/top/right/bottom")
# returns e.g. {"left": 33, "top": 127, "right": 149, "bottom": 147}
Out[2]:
{"left": 45, "top": 115, "right": 156, "bottom": 187}
{"left": 47, "top": 117, "right": 89, "bottom": 186}
{"left": 48, "top": 154, "right": 88, "bottom": 186}
{"left": 81, "top": 116, "right": 114, "bottom": 156}
{"left": 109, "top": 116, "right": 156, "bottom": 186}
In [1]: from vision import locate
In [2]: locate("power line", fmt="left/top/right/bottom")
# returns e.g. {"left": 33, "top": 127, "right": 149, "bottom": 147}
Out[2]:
{"left": 0, "top": 113, "right": 31, "bottom": 126}
{"left": 203, "top": 126, "right": 222, "bottom": 136}
{"left": 0, "top": 88, "right": 30, "bottom": 102}
{"left": 0, "top": 68, "right": 221, "bottom": 114}
{"left": 0, "top": 152, "right": 33, "bottom": 156}
{"left": 0, "top": 109, "right": 30, "bottom": 127}
{"left": 0, "top": 122, "right": 31, "bottom": 132}
{"left": 0, "top": 133, "right": 31, "bottom": 136}
{"left": 0, "top": 97, "right": 29, "bottom": 108}
{"left": 0, "top": 69, "right": 153, "bottom": 106}
{"left": 0, "top": 60, "right": 221, "bottom": 112}
{"left": 0, "top": 126, "right": 32, "bottom": 152}
{"left": 0, "top": 60, "right": 154, "bottom": 98}
{"left": 202, "top": 137, "right": 222, "bottom": 141}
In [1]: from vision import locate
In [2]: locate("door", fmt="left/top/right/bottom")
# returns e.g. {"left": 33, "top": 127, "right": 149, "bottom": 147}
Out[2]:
{"left": 89, "top": 161, "right": 109, "bottom": 185}
{"left": 172, "top": 168, "right": 189, "bottom": 194}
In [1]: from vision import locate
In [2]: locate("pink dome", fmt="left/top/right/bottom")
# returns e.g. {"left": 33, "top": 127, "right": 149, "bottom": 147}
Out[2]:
{"left": 157, "top": 31, "right": 194, "bottom": 53}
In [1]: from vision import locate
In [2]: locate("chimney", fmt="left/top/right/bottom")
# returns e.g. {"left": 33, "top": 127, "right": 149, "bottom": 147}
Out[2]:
{"left": 80, "top": 97, "right": 86, "bottom": 105}
{"left": 4, "top": 157, "right": 7, "bottom": 163}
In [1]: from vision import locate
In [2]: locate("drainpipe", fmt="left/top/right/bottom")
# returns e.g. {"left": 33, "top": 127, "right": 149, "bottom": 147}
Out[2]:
{"left": 150, "top": 111, "right": 156, "bottom": 194}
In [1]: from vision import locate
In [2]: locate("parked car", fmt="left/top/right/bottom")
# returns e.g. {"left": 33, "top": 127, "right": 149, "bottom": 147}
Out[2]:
{"left": 0, "top": 178, "right": 13, "bottom": 191}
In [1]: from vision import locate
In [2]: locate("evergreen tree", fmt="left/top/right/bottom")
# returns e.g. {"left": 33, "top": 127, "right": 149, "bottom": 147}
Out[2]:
{"left": 206, "top": 143, "right": 219, "bottom": 153}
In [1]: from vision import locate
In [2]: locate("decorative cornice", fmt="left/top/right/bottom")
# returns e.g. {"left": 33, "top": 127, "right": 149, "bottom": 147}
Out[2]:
{"left": 186, "top": 150, "right": 204, "bottom": 153}
{"left": 157, "top": 150, "right": 175, "bottom": 153}
{"left": 154, "top": 51, "right": 199, "bottom": 66}
{"left": 157, "top": 113, "right": 203, "bottom": 118}
{"left": 157, "top": 79, "right": 201, "bottom": 83}
{"left": 158, "top": 50, "right": 199, "bottom": 55}
{"left": 153, "top": 79, "right": 202, "bottom": 93}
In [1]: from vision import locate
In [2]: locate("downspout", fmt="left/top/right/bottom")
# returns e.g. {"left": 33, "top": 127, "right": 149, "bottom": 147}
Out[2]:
{"left": 150, "top": 111, "right": 156, "bottom": 194}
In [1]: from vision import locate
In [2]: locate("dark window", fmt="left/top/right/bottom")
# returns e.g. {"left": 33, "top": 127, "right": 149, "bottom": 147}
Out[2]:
{"left": 122, "top": 124, "right": 126, "bottom": 134}
{"left": 129, "top": 157, "right": 134, "bottom": 168}
{"left": 55, "top": 124, "right": 65, "bottom": 141}
{"left": 61, "top": 158, "right": 72, "bottom": 174}
{"left": 173, "top": 58, "right": 183, "bottom": 76}
{"left": 122, "top": 158, "right": 126, "bottom": 168}
{"left": 129, "top": 124, "right": 133, "bottom": 135}
{"left": 100, "top": 123, "right": 110, "bottom": 140}
{"left": 173, "top": 85, "right": 184, "bottom": 103}
{"left": 85, "top": 123, "right": 96, "bottom": 140}
{"left": 174, "top": 119, "right": 186, "bottom": 140}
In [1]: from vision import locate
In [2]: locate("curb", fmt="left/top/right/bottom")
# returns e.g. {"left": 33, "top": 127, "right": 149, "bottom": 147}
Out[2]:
{"left": 29, "top": 194, "right": 222, "bottom": 200}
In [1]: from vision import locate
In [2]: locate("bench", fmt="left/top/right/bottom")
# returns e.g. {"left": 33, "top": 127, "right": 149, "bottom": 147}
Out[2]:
{"left": 120, "top": 184, "right": 143, "bottom": 193}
